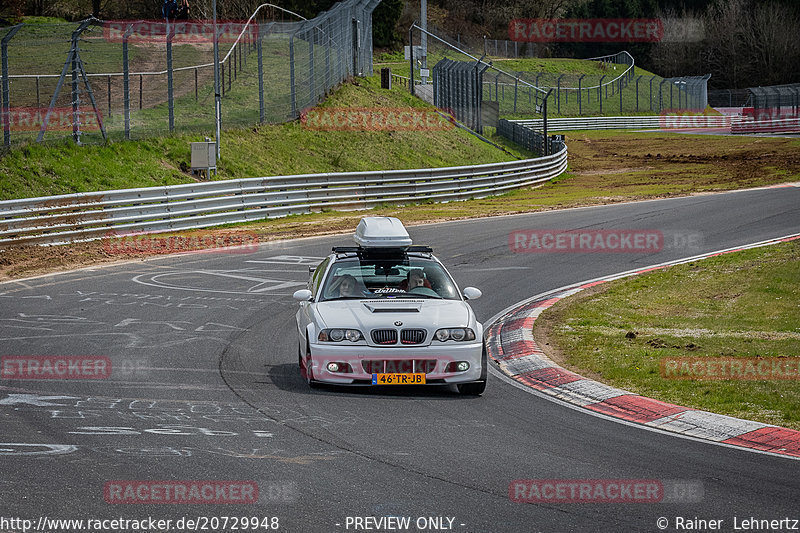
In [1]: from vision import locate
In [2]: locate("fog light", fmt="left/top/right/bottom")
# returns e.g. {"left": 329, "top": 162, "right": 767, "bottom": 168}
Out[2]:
{"left": 327, "top": 362, "right": 340, "bottom": 372}
{"left": 445, "top": 361, "right": 470, "bottom": 372}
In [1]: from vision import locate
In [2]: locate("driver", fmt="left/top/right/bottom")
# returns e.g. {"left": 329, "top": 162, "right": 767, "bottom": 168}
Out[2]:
{"left": 398, "top": 269, "right": 431, "bottom": 291}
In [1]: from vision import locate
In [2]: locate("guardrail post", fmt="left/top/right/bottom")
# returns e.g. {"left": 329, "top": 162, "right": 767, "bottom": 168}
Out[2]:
{"left": 2, "top": 24, "right": 23, "bottom": 146}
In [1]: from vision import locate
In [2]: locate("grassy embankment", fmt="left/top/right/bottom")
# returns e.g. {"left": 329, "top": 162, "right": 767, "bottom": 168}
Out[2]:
{"left": 537, "top": 241, "right": 800, "bottom": 429}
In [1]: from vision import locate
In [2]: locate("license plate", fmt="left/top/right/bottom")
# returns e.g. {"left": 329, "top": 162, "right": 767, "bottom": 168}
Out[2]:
{"left": 372, "top": 373, "right": 426, "bottom": 385}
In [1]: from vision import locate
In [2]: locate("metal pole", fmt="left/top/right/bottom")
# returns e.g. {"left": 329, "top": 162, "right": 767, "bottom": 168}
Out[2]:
{"left": 123, "top": 25, "right": 131, "bottom": 140}
{"left": 514, "top": 74, "right": 518, "bottom": 114}
{"left": 543, "top": 89, "right": 552, "bottom": 156}
{"left": 578, "top": 74, "right": 585, "bottom": 115}
{"left": 636, "top": 75, "right": 642, "bottom": 112}
{"left": 139, "top": 74, "right": 143, "bottom": 109}
{"left": 194, "top": 68, "right": 198, "bottom": 102}
{"left": 166, "top": 18, "right": 174, "bottom": 132}
{"left": 421, "top": 0, "right": 427, "bottom": 83}
{"left": 107, "top": 75, "right": 111, "bottom": 117}
{"left": 36, "top": 76, "right": 40, "bottom": 109}
{"left": 258, "top": 25, "right": 264, "bottom": 123}
{"left": 408, "top": 27, "right": 414, "bottom": 96}
{"left": 289, "top": 36, "right": 297, "bottom": 115}
{"left": 599, "top": 75, "right": 605, "bottom": 114}
{"left": 650, "top": 76, "right": 654, "bottom": 111}
{"left": 213, "top": 0, "right": 221, "bottom": 160}
{"left": 72, "top": 33, "right": 79, "bottom": 143}
{"left": 619, "top": 77, "right": 623, "bottom": 113}
{"left": 2, "top": 24, "right": 22, "bottom": 146}
{"left": 309, "top": 28, "right": 315, "bottom": 104}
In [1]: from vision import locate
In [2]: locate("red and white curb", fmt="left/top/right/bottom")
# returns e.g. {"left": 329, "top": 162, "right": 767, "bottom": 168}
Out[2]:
{"left": 486, "top": 233, "right": 800, "bottom": 459}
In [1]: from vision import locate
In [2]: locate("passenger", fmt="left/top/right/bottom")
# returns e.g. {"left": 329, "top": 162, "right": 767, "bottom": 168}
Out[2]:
{"left": 330, "top": 274, "right": 361, "bottom": 298}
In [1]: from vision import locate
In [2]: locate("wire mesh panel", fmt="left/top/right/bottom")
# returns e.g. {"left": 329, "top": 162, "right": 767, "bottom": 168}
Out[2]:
{"left": 0, "top": 0, "right": 379, "bottom": 148}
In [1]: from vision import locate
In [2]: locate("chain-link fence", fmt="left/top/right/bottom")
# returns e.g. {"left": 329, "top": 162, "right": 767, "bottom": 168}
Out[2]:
{"left": 748, "top": 83, "right": 800, "bottom": 112}
{"left": 406, "top": 24, "right": 549, "bottom": 126}
{"left": 0, "top": 0, "right": 380, "bottom": 148}
{"left": 401, "top": 24, "right": 710, "bottom": 120}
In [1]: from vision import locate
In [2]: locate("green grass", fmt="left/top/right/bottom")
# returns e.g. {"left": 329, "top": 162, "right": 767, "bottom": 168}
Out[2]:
{"left": 544, "top": 241, "right": 800, "bottom": 429}
{"left": 0, "top": 74, "right": 530, "bottom": 200}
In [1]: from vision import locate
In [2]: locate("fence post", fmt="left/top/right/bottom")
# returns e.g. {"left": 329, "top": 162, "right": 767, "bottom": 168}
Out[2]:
{"left": 514, "top": 74, "right": 518, "bottom": 113}
{"left": 167, "top": 20, "right": 174, "bottom": 132}
{"left": 289, "top": 35, "right": 297, "bottom": 116}
{"left": 669, "top": 79, "right": 675, "bottom": 110}
{"left": 635, "top": 75, "right": 642, "bottom": 112}
{"left": 107, "top": 75, "right": 112, "bottom": 117}
{"left": 619, "top": 77, "right": 623, "bottom": 113}
{"left": 543, "top": 89, "right": 552, "bottom": 156}
{"left": 71, "top": 30, "right": 79, "bottom": 143}
{"left": 36, "top": 76, "right": 40, "bottom": 108}
{"left": 408, "top": 27, "right": 414, "bottom": 96}
{"left": 578, "top": 74, "right": 585, "bottom": 115}
{"left": 650, "top": 76, "right": 655, "bottom": 111}
{"left": 556, "top": 74, "right": 564, "bottom": 114}
{"left": 309, "top": 27, "right": 315, "bottom": 105}
{"left": 221, "top": 62, "right": 225, "bottom": 96}
{"left": 123, "top": 24, "right": 131, "bottom": 140}
{"left": 2, "top": 24, "right": 22, "bottom": 147}
{"left": 599, "top": 75, "right": 605, "bottom": 114}
{"left": 258, "top": 24, "right": 264, "bottom": 123}
{"left": 139, "top": 74, "right": 143, "bottom": 109}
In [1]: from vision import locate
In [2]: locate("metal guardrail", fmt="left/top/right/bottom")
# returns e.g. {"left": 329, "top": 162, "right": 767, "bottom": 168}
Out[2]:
{"left": 513, "top": 115, "right": 731, "bottom": 131}
{"left": 0, "top": 151, "right": 568, "bottom": 247}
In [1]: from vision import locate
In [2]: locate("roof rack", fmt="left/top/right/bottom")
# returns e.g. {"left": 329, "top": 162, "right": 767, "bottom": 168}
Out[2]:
{"left": 331, "top": 245, "right": 433, "bottom": 256}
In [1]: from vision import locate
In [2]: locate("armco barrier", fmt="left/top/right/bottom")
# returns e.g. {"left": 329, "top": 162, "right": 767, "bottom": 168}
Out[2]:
{"left": 513, "top": 115, "right": 731, "bottom": 131}
{"left": 0, "top": 150, "right": 567, "bottom": 246}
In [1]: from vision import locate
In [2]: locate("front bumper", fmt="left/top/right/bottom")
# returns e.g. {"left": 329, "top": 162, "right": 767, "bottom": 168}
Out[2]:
{"left": 307, "top": 342, "right": 484, "bottom": 385}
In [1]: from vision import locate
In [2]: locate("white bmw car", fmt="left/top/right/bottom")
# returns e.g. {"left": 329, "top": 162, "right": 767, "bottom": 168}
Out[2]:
{"left": 292, "top": 217, "right": 487, "bottom": 395}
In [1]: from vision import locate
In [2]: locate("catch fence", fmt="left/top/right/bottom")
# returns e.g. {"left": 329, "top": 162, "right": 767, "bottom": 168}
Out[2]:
{"left": 0, "top": 0, "right": 380, "bottom": 147}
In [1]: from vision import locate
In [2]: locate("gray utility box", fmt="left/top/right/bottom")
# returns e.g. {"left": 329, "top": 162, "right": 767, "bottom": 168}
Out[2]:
{"left": 191, "top": 141, "right": 217, "bottom": 178}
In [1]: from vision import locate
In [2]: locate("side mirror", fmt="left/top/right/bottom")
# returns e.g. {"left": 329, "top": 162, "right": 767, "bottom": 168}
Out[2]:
{"left": 462, "top": 287, "right": 482, "bottom": 300}
{"left": 292, "top": 289, "right": 313, "bottom": 302}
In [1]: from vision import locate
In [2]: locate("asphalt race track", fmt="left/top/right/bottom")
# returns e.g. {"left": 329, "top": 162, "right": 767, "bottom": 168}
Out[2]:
{"left": 1, "top": 185, "right": 799, "bottom": 532}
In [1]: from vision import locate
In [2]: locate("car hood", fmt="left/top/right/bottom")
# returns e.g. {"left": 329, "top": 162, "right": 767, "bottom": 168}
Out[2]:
{"left": 315, "top": 299, "right": 472, "bottom": 330}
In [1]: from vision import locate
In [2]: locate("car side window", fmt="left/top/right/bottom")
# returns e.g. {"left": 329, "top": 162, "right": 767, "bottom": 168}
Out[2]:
{"left": 310, "top": 257, "right": 330, "bottom": 297}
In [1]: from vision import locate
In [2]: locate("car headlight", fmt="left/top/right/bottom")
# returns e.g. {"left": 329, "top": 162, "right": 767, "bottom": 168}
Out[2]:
{"left": 434, "top": 328, "right": 475, "bottom": 342}
{"left": 318, "top": 328, "right": 363, "bottom": 342}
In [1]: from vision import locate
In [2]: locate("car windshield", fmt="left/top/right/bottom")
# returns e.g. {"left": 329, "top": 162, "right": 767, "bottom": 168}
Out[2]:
{"left": 319, "top": 256, "right": 461, "bottom": 301}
